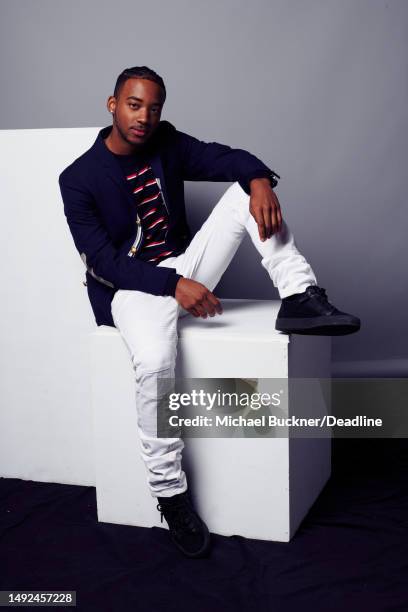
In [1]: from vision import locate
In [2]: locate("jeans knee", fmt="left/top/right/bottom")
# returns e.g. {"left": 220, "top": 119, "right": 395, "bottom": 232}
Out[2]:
{"left": 134, "top": 341, "right": 177, "bottom": 376}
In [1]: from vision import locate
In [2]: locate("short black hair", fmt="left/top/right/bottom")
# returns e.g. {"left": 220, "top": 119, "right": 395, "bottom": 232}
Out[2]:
{"left": 113, "top": 66, "right": 166, "bottom": 102}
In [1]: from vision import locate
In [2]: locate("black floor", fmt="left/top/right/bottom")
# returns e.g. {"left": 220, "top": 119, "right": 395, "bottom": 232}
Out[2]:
{"left": 1, "top": 439, "right": 408, "bottom": 612}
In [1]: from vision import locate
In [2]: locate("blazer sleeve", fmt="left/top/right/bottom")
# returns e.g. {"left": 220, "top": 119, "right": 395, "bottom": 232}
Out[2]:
{"left": 58, "top": 172, "right": 182, "bottom": 295}
{"left": 176, "top": 129, "right": 280, "bottom": 194}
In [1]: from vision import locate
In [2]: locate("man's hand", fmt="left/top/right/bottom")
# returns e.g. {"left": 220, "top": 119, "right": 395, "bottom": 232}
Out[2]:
{"left": 249, "top": 177, "right": 283, "bottom": 241}
{"left": 175, "top": 278, "right": 223, "bottom": 318}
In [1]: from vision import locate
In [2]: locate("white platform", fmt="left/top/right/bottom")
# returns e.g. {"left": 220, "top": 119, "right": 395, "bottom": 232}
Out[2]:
{"left": 91, "top": 299, "right": 331, "bottom": 542}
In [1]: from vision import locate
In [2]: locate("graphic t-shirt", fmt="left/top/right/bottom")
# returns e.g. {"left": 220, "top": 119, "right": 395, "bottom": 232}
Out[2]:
{"left": 112, "top": 151, "right": 176, "bottom": 263}
{"left": 111, "top": 149, "right": 183, "bottom": 297}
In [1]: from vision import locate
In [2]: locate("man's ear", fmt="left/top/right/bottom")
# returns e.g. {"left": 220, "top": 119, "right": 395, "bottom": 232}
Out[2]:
{"left": 107, "top": 96, "right": 116, "bottom": 115}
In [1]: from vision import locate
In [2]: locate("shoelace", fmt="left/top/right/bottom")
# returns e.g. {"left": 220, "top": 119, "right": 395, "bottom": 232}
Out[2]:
{"left": 306, "top": 286, "right": 327, "bottom": 299}
{"left": 157, "top": 498, "right": 199, "bottom": 532}
{"left": 302, "top": 286, "right": 336, "bottom": 313}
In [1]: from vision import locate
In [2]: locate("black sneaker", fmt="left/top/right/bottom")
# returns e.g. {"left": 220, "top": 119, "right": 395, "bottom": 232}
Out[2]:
{"left": 275, "top": 285, "right": 361, "bottom": 336}
{"left": 156, "top": 491, "right": 211, "bottom": 558}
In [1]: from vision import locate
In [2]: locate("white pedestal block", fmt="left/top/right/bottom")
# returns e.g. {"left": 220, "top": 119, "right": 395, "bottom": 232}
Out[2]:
{"left": 90, "top": 299, "right": 331, "bottom": 542}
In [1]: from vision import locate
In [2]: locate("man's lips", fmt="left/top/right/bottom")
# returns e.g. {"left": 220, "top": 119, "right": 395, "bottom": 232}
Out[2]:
{"left": 130, "top": 127, "right": 148, "bottom": 137}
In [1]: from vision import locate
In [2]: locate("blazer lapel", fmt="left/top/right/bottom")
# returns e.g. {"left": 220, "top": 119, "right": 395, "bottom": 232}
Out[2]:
{"left": 147, "top": 151, "right": 171, "bottom": 213}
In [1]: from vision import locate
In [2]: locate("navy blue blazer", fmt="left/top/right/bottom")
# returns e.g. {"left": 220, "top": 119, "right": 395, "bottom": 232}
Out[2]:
{"left": 58, "top": 121, "right": 279, "bottom": 327}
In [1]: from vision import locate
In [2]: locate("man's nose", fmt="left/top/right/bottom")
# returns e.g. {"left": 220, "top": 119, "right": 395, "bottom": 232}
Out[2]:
{"left": 137, "top": 108, "right": 149, "bottom": 124}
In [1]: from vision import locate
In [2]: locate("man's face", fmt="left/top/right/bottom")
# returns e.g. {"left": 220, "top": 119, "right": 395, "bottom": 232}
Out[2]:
{"left": 108, "top": 78, "right": 164, "bottom": 148}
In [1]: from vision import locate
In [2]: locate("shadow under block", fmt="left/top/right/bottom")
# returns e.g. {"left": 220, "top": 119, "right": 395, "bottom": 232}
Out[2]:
{"left": 90, "top": 299, "right": 331, "bottom": 542}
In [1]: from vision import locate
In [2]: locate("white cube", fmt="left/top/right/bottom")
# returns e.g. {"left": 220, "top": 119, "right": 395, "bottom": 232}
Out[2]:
{"left": 90, "top": 299, "right": 331, "bottom": 542}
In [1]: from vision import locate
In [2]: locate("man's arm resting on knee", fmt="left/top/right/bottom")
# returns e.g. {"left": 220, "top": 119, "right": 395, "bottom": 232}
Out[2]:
{"left": 58, "top": 173, "right": 182, "bottom": 296}
{"left": 176, "top": 129, "right": 280, "bottom": 195}
{"left": 176, "top": 130, "right": 283, "bottom": 241}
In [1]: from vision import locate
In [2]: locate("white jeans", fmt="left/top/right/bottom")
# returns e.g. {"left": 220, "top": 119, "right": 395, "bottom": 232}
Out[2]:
{"left": 111, "top": 181, "right": 317, "bottom": 498}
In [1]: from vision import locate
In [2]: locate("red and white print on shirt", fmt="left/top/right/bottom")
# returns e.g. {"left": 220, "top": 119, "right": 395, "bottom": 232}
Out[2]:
{"left": 126, "top": 165, "right": 173, "bottom": 262}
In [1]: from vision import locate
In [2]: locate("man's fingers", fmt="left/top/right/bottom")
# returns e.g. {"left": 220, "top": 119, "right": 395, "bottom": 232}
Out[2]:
{"left": 198, "top": 293, "right": 222, "bottom": 318}
{"left": 178, "top": 279, "right": 223, "bottom": 317}
{"left": 268, "top": 202, "right": 283, "bottom": 236}
{"left": 255, "top": 209, "right": 266, "bottom": 241}
{"left": 195, "top": 303, "right": 208, "bottom": 318}
{"left": 190, "top": 293, "right": 223, "bottom": 318}
{"left": 272, "top": 192, "right": 283, "bottom": 233}
{"left": 203, "top": 293, "right": 223, "bottom": 317}
{"left": 189, "top": 307, "right": 201, "bottom": 318}
{"left": 250, "top": 202, "right": 267, "bottom": 241}
{"left": 208, "top": 293, "right": 223, "bottom": 315}
{"left": 277, "top": 206, "right": 283, "bottom": 232}
{"left": 263, "top": 208, "right": 272, "bottom": 238}
{"left": 202, "top": 297, "right": 216, "bottom": 317}
{"left": 271, "top": 206, "right": 278, "bottom": 236}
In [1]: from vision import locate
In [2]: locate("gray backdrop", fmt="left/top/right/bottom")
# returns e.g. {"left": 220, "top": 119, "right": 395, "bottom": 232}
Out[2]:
{"left": 1, "top": 0, "right": 407, "bottom": 374}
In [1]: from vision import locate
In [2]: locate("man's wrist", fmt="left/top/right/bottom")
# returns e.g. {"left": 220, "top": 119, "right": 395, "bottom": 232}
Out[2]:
{"left": 250, "top": 177, "right": 272, "bottom": 191}
{"left": 164, "top": 272, "right": 184, "bottom": 297}
{"left": 249, "top": 171, "right": 280, "bottom": 192}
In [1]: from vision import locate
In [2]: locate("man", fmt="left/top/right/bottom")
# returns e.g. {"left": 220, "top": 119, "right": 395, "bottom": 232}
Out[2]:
{"left": 59, "top": 66, "right": 360, "bottom": 559}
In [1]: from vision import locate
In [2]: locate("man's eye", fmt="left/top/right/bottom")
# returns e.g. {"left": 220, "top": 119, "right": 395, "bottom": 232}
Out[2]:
{"left": 130, "top": 104, "right": 139, "bottom": 109}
